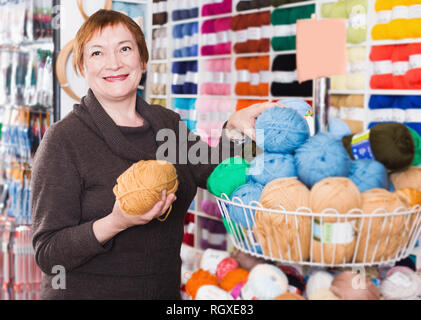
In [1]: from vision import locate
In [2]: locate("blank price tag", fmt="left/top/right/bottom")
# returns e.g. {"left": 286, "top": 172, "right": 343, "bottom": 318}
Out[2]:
{"left": 296, "top": 17, "right": 347, "bottom": 82}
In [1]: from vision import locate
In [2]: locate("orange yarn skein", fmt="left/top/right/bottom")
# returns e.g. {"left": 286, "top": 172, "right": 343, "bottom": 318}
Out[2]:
{"left": 185, "top": 269, "right": 219, "bottom": 299}
{"left": 113, "top": 160, "right": 178, "bottom": 217}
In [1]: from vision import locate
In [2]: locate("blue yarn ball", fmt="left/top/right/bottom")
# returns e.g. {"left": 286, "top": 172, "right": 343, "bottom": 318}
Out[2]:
{"left": 295, "top": 132, "right": 351, "bottom": 187}
{"left": 229, "top": 182, "right": 264, "bottom": 228}
{"left": 348, "top": 159, "right": 389, "bottom": 192}
{"left": 255, "top": 107, "right": 310, "bottom": 153}
{"left": 277, "top": 98, "right": 312, "bottom": 117}
{"left": 329, "top": 117, "right": 351, "bottom": 140}
{"left": 248, "top": 152, "right": 297, "bottom": 185}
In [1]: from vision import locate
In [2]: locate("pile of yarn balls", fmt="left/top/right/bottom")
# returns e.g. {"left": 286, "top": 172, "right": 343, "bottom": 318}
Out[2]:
{"left": 184, "top": 248, "right": 421, "bottom": 300}
{"left": 206, "top": 98, "right": 421, "bottom": 262}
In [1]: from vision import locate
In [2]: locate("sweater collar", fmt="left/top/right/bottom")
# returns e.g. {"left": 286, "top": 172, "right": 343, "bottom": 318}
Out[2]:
{"left": 77, "top": 89, "right": 165, "bottom": 162}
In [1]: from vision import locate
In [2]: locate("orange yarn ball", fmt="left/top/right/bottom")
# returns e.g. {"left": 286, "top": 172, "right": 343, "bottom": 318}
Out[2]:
{"left": 185, "top": 269, "right": 219, "bottom": 299}
{"left": 395, "top": 188, "right": 421, "bottom": 207}
{"left": 220, "top": 268, "right": 249, "bottom": 292}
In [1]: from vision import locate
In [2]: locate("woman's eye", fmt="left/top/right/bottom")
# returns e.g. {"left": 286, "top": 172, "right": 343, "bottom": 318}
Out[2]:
{"left": 121, "top": 46, "right": 131, "bottom": 53}
{"left": 91, "top": 51, "right": 101, "bottom": 57}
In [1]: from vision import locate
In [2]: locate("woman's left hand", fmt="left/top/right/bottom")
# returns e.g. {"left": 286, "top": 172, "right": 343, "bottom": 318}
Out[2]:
{"left": 225, "top": 101, "right": 286, "bottom": 141}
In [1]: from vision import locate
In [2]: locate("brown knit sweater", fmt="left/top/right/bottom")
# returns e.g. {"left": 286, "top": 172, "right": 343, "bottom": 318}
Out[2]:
{"left": 31, "top": 89, "right": 239, "bottom": 299}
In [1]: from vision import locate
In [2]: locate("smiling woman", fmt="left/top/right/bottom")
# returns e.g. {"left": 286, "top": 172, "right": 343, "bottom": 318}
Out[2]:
{"left": 31, "top": 9, "right": 282, "bottom": 300}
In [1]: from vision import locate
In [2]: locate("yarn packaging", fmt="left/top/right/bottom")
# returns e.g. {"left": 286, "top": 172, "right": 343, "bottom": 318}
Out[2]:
{"left": 380, "top": 266, "right": 421, "bottom": 300}
{"left": 310, "top": 177, "right": 361, "bottom": 264}
{"left": 113, "top": 160, "right": 178, "bottom": 217}
{"left": 254, "top": 177, "right": 311, "bottom": 262}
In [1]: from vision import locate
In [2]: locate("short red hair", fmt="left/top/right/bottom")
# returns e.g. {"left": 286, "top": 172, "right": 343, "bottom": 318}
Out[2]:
{"left": 73, "top": 9, "right": 149, "bottom": 75}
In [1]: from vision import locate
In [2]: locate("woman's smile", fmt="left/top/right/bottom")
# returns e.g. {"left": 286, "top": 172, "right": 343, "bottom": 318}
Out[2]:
{"left": 103, "top": 74, "right": 130, "bottom": 82}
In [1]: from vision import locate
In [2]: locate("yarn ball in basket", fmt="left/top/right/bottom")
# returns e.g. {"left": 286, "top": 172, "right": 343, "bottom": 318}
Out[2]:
{"left": 241, "top": 264, "right": 289, "bottom": 300}
{"left": 254, "top": 177, "right": 311, "bottom": 262}
{"left": 278, "top": 264, "right": 305, "bottom": 295}
{"left": 216, "top": 257, "right": 239, "bottom": 282}
{"left": 231, "top": 249, "right": 267, "bottom": 271}
{"left": 195, "top": 285, "right": 234, "bottom": 300}
{"left": 390, "top": 166, "right": 421, "bottom": 192}
{"left": 308, "top": 288, "right": 341, "bottom": 300}
{"left": 247, "top": 152, "right": 297, "bottom": 186}
{"left": 113, "top": 160, "right": 178, "bottom": 216}
{"left": 356, "top": 188, "right": 408, "bottom": 262}
{"left": 200, "top": 248, "right": 230, "bottom": 275}
{"left": 330, "top": 271, "right": 381, "bottom": 300}
{"left": 407, "top": 126, "right": 421, "bottom": 166}
{"left": 254, "top": 106, "right": 310, "bottom": 153}
{"left": 310, "top": 177, "right": 361, "bottom": 264}
{"left": 207, "top": 157, "right": 250, "bottom": 198}
{"left": 341, "top": 123, "right": 415, "bottom": 172}
{"left": 185, "top": 269, "right": 219, "bottom": 299}
{"left": 380, "top": 266, "right": 421, "bottom": 300}
{"left": 395, "top": 188, "right": 421, "bottom": 207}
{"left": 348, "top": 159, "right": 389, "bottom": 192}
{"left": 229, "top": 182, "right": 264, "bottom": 228}
{"left": 220, "top": 268, "right": 249, "bottom": 292}
{"left": 305, "top": 270, "right": 334, "bottom": 299}
{"left": 273, "top": 292, "right": 306, "bottom": 300}
{"left": 295, "top": 132, "right": 351, "bottom": 188}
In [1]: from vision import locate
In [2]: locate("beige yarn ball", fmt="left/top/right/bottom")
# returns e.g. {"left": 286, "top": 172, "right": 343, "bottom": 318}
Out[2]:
{"left": 356, "top": 188, "right": 407, "bottom": 262}
{"left": 330, "top": 271, "right": 380, "bottom": 300}
{"left": 254, "top": 177, "right": 311, "bottom": 262}
{"left": 113, "top": 160, "right": 178, "bottom": 217}
{"left": 390, "top": 166, "right": 421, "bottom": 192}
{"left": 310, "top": 177, "right": 361, "bottom": 264}
{"left": 308, "top": 288, "right": 341, "bottom": 300}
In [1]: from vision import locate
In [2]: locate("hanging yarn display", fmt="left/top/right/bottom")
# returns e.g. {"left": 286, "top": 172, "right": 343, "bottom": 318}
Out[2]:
{"left": 348, "top": 159, "right": 389, "bottom": 192}
{"left": 330, "top": 271, "right": 381, "bottom": 300}
{"left": 295, "top": 132, "right": 351, "bottom": 188}
{"left": 356, "top": 188, "right": 408, "bottom": 262}
{"left": 254, "top": 177, "right": 311, "bottom": 261}
{"left": 380, "top": 266, "right": 421, "bottom": 300}
{"left": 390, "top": 166, "right": 421, "bottom": 191}
{"left": 341, "top": 123, "right": 415, "bottom": 172}
{"left": 310, "top": 177, "right": 361, "bottom": 264}
{"left": 241, "top": 264, "right": 289, "bottom": 300}
{"left": 207, "top": 157, "right": 250, "bottom": 198}
{"left": 254, "top": 106, "right": 310, "bottom": 153}
{"left": 185, "top": 269, "right": 219, "bottom": 299}
{"left": 247, "top": 152, "right": 297, "bottom": 186}
{"left": 112, "top": 160, "right": 178, "bottom": 217}
{"left": 229, "top": 182, "right": 263, "bottom": 229}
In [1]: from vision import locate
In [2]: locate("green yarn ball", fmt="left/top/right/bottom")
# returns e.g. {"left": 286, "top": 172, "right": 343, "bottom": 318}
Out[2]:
{"left": 207, "top": 157, "right": 250, "bottom": 198}
{"left": 407, "top": 126, "right": 421, "bottom": 166}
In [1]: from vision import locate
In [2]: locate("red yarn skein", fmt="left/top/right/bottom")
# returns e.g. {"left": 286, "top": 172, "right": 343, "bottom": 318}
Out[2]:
{"left": 405, "top": 42, "right": 421, "bottom": 89}
{"left": 392, "top": 44, "right": 410, "bottom": 89}
{"left": 370, "top": 45, "right": 394, "bottom": 89}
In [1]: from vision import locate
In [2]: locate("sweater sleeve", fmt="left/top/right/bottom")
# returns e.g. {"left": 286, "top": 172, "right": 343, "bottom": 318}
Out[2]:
{"left": 31, "top": 125, "right": 113, "bottom": 275}
{"left": 172, "top": 114, "right": 244, "bottom": 190}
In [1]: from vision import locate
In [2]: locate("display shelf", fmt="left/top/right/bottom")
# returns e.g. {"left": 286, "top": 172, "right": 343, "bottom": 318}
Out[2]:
{"left": 330, "top": 89, "right": 421, "bottom": 96}
{"left": 190, "top": 210, "right": 222, "bottom": 222}
{"left": 370, "top": 38, "right": 421, "bottom": 46}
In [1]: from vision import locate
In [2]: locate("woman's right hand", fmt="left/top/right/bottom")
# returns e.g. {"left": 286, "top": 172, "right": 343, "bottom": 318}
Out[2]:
{"left": 93, "top": 190, "right": 177, "bottom": 245}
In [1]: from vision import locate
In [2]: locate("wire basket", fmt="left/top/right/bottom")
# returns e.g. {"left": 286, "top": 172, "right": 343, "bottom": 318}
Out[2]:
{"left": 215, "top": 194, "right": 421, "bottom": 267}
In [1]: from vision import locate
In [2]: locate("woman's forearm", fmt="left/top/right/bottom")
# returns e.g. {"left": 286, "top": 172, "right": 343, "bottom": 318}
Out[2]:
{"left": 93, "top": 214, "right": 126, "bottom": 245}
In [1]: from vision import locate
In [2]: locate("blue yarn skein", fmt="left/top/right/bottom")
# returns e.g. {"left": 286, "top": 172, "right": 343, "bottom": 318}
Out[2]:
{"left": 368, "top": 95, "right": 396, "bottom": 109}
{"left": 255, "top": 107, "right": 310, "bottom": 153}
{"left": 329, "top": 117, "right": 351, "bottom": 140}
{"left": 348, "top": 159, "right": 389, "bottom": 192}
{"left": 295, "top": 132, "right": 351, "bottom": 188}
{"left": 190, "top": 22, "right": 199, "bottom": 57}
{"left": 248, "top": 152, "right": 297, "bottom": 186}
{"left": 171, "top": 62, "right": 186, "bottom": 94}
{"left": 229, "top": 182, "right": 264, "bottom": 229}
{"left": 181, "top": 23, "right": 191, "bottom": 57}
{"left": 277, "top": 98, "right": 312, "bottom": 117}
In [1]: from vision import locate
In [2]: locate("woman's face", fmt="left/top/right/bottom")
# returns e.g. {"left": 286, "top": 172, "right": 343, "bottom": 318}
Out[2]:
{"left": 83, "top": 23, "right": 144, "bottom": 103}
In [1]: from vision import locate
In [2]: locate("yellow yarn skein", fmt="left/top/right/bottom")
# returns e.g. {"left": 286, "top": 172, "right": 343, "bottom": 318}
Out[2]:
{"left": 375, "top": 0, "right": 393, "bottom": 11}
{"left": 113, "top": 160, "right": 179, "bottom": 218}
{"left": 408, "top": 1, "right": 421, "bottom": 37}
{"left": 388, "top": 5, "right": 410, "bottom": 39}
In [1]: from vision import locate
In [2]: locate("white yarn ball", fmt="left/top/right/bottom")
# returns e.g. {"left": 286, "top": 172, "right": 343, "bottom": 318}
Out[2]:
{"left": 305, "top": 271, "right": 334, "bottom": 298}
{"left": 196, "top": 285, "right": 234, "bottom": 300}
{"left": 380, "top": 267, "right": 421, "bottom": 300}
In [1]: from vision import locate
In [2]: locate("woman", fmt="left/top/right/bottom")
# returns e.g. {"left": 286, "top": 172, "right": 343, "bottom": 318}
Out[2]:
{"left": 31, "top": 9, "right": 280, "bottom": 299}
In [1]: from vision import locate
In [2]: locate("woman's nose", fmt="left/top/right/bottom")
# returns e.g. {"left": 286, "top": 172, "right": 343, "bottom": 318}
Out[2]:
{"left": 106, "top": 52, "right": 122, "bottom": 70}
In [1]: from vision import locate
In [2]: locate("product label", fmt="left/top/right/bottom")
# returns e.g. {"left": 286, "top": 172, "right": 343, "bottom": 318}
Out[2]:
{"left": 273, "top": 25, "right": 294, "bottom": 37}
{"left": 350, "top": 61, "right": 367, "bottom": 73}
{"left": 369, "top": 108, "right": 394, "bottom": 122}
{"left": 387, "top": 272, "right": 412, "bottom": 288}
{"left": 172, "top": 74, "right": 186, "bottom": 85}
{"left": 406, "top": 109, "right": 421, "bottom": 122}
{"left": 248, "top": 27, "right": 261, "bottom": 40}
{"left": 261, "top": 25, "right": 272, "bottom": 38}
{"left": 160, "top": 73, "right": 168, "bottom": 83}
{"left": 393, "top": 108, "right": 406, "bottom": 123}
{"left": 259, "top": 70, "right": 270, "bottom": 83}
{"left": 185, "top": 71, "right": 198, "bottom": 83}
{"left": 197, "top": 111, "right": 211, "bottom": 122}
{"left": 313, "top": 219, "right": 355, "bottom": 244}
{"left": 349, "top": 13, "right": 367, "bottom": 29}
{"left": 393, "top": 61, "right": 409, "bottom": 75}
{"left": 158, "top": 1, "right": 167, "bottom": 12}
{"left": 250, "top": 72, "right": 260, "bottom": 85}
{"left": 392, "top": 6, "right": 409, "bottom": 20}
{"left": 204, "top": 33, "right": 217, "bottom": 45}
{"left": 339, "top": 106, "right": 365, "bottom": 121}
{"left": 237, "top": 70, "right": 251, "bottom": 82}
{"left": 409, "top": 5, "right": 421, "bottom": 18}
{"left": 273, "top": 70, "right": 298, "bottom": 83}
{"left": 152, "top": 2, "right": 159, "bottom": 13}
{"left": 152, "top": 72, "right": 160, "bottom": 84}
{"left": 409, "top": 54, "right": 421, "bottom": 69}
{"left": 216, "top": 31, "right": 229, "bottom": 43}
{"left": 373, "top": 60, "right": 393, "bottom": 74}
{"left": 290, "top": 24, "right": 297, "bottom": 35}
{"left": 377, "top": 10, "right": 392, "bottom": 24}
{"left": 235, "top": 30, "right": 248, "bottom": 43}
{"left": 351, "top": 130, "right": 375, "bottom": 160}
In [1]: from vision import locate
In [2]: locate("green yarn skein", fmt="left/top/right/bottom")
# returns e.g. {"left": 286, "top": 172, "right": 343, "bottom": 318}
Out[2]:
{"left": 207, "top": 157, "right": 250, "bottom": 198}
{"left": 407, "top": 126, "right": 421, "bottom": 166}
